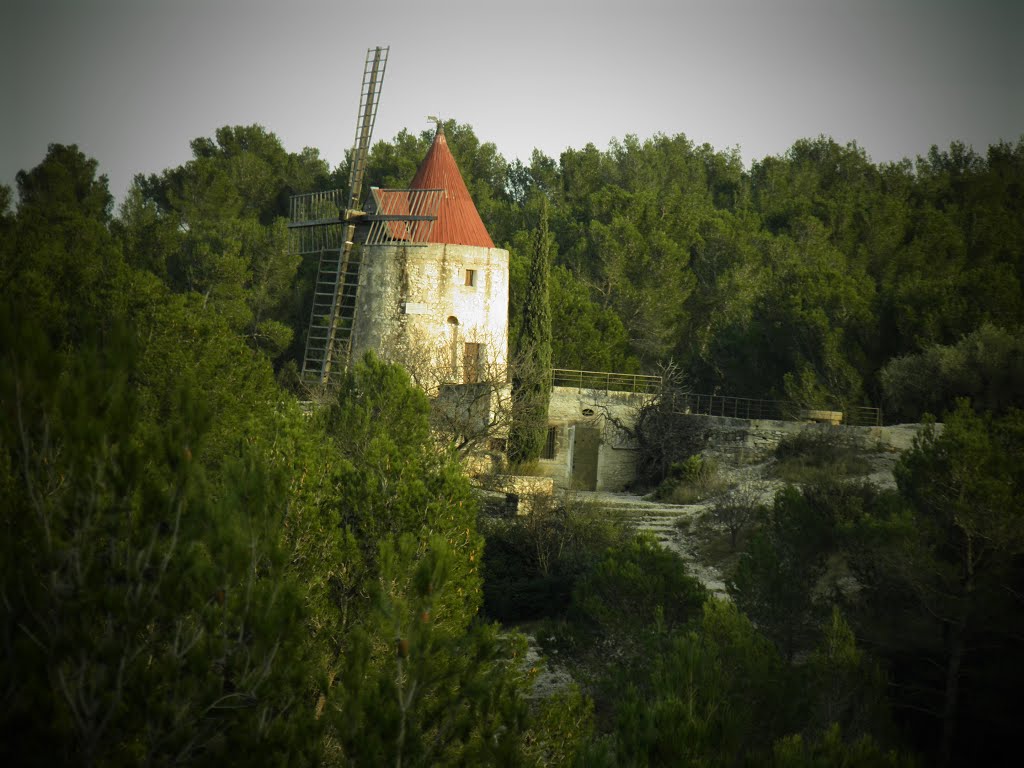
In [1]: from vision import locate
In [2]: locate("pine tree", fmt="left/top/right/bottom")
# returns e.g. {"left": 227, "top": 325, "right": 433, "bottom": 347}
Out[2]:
{"left": 0, "top": 322, "right": 318, "bottom": 767}
{"left": 0, "top": 144, "right": 319, "bottom": 766}
{"left": 508, "top": 198, "right": 553, "bottom": 464}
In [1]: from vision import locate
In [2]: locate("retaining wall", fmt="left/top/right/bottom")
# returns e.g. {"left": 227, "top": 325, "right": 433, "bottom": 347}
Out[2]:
{"left": 686, "top": 414, "right": 934, "bottom": 462}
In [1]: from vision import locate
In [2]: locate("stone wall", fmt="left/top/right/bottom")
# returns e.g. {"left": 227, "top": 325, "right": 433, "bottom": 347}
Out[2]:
{"left": 350, "top": 242, "right": 509, "bottom": 391}
{"left": 482, "top": 474, "right": 556, "bottom": 515}
{"left": 535, "top": 386, "right": 653, "bottom": 492}
{"left": 681, "top": 414, "right": 935, "bottom": 463}
{"left": 534, "top": 405, "right": 934, "bottom": 493}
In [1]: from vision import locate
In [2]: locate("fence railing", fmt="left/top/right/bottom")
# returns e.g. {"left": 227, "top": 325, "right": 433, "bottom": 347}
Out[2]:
{"left": 547, "top": 372, "right": 882, "bottom": 425}
{"left": 668, "top": 392, "right": 882, "bottom": 427}
{"left": 670, "top": 393, "right": 789, "bottom": 421}
{"left": 551, "top": 369, "right": 662, "bottom": 394}
{"left": 843, "top": 405, "right": 884, "bottom": 427}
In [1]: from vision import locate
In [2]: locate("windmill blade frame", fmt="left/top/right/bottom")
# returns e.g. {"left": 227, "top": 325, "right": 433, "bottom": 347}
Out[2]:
{"left": 346, "top": 47, "right": 388, "bottom": 215}
{"left": 289, "top": 46, "right": 447, "bottom": 386}
{"left": 289, "top": 46, "right": 387, "bottom": 386}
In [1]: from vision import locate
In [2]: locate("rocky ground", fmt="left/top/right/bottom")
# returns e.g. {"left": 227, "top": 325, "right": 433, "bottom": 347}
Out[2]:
{"left": 521, "top": 437, "right": 909, "bottom": 697}
{"left": 580, "top": 441, "right": 904, "bottom": 599}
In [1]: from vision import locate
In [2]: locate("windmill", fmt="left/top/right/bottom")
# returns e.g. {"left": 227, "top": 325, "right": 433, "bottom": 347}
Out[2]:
{"left": 288, "top": 46, "right": 445, "bottom": 384}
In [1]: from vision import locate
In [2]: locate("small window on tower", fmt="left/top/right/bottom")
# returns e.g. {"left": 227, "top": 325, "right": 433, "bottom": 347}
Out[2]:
{"left": 465, "top": 269, "right": 476, "bottom": 287}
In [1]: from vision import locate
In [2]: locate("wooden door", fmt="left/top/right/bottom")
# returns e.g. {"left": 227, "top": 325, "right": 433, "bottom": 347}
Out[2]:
{"left": 571, "top": 425, "right": 600, "bottom": 491}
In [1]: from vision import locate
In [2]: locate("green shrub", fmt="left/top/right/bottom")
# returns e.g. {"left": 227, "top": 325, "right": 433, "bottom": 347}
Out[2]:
{"left": 654, "top": 454, "right": 726, "bottom": 503}
{"left": 772, "top": 429, "right": 870, "bottom": 484}
{"left": 710, "top": 483, "right": 766, "bottom": 551}
{"left": 571, "top": 533, "right": 708, "bottom": 648}
{"left": 479, "top": 496, "right": 627, "bottom": 623}
{"left": 880, "top": 323, "right": 1024, "bottom": 422}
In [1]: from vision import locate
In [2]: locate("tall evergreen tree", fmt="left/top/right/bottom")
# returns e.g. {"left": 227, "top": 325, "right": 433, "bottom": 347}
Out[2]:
{"left": 0, "top": 146, "right": 319, "bottom": 766}
{"left": 508, "top": 198, "right": 553, "bottom": 464}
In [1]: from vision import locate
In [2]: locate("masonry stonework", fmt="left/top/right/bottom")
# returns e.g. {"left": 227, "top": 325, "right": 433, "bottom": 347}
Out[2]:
{"left": 350, "top": 242, "right": 509, "bottom": 392}
{"left": 535, "top": 387, "right": 654, "bottom": 492}
{"left": 677, "top": 414, "right": 935, "bottom": 463}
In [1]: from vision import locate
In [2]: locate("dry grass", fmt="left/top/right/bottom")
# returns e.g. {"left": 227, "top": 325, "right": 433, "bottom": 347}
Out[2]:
{"left": 771, "top": 429, "right": 872, "bottom": 484}
{"left": 654, "top": 454, "right": 727, "bottom": 504}
{"left": 675, "top": 513, "right": 745, "bottom": 572}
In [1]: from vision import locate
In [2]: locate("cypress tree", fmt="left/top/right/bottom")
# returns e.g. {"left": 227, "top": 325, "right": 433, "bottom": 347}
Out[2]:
{"left": 508, "top": 198, "right": 553, "bottom": 464}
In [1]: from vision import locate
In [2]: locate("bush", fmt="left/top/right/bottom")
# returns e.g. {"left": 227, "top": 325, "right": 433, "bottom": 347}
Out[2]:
{"left": 654, "top": 454, "right": 726, "bottom": 504}
{"left": 571, "top": 534, "right": 708, "bottom": 650}
{"left": 880, "top": 323, "right": 1024, "bottom": 422}
{"left": 631, "top": 373, "right": 712, "bottom": 490}
{"left": 479, "top": 495, "right": 627, "bottom": 623}
{"left": 728, "top": 485, "right": 833, "bottom": 662}
{"left": 609, "top": 600, "right": 793, "bottom": 766}
{"left": 710, "top": 483, "right": 765, "bottom": 551}
{"left": 0, "top": 337, "right": 319, "bottom": 766}
{"left": 772, "top": 429, "right": 870, "bottom": 484}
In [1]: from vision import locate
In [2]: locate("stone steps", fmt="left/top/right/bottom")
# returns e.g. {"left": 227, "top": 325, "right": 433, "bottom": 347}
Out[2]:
{"left": 582, "top": 492, "right": 728, "bottom": 598}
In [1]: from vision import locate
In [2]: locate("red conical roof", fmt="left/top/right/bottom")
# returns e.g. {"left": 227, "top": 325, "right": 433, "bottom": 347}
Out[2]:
{"left": 410, "top": 127, "right": 495, "bottom": 248}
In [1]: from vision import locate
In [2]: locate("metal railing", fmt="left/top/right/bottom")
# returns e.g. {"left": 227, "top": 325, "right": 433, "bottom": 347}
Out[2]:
{"left": 365, "top": 187, "right": 444, "bottom": 246}
{"left": 551, "top": 369, "right": 662, "bottom": 394}
{"left": 547, "top": 371, "right": 881, "bottom": 425}
{"left": 289, "top": 188, "right": 347, "bottom": 224}
{"left": 670, "top": 393, "right": 789, "bottom": 421}
{"left": 844, "top": 405, "right": 884, "bottom": 427}
{"left": 668, "top": 392, "right": 882, "bottom": 427}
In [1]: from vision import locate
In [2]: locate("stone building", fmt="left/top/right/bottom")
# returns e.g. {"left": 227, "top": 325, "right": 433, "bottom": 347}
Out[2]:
{"left": 349, "top": 126, "right": 509, "bottom": 393}
{"left": 534, "top": 386, "right": 652, "bottom": 492}
{"left": 349, "top": 125, "right": 647, "bottom": 494}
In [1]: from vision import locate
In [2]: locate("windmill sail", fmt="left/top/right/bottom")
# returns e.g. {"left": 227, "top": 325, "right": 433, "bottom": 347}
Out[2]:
{"left": 365, "top": 187, "right": 445, "bottom": 245}
{"left": 288, "top": 46, "right": 446, "bottom": 385}
{"left": 291, "top": 47, "right": 388, "bottom": 385}
{"left": 347, "top": 47, "right": 388, "bottom": 213}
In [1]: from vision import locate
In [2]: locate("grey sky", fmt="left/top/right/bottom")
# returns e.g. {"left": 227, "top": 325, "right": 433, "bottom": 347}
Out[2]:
{"left": 2, "top": 0, "right": 1022, "bottom": 205}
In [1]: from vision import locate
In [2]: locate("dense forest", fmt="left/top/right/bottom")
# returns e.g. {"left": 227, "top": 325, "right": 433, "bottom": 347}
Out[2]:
{"left": 359, "top": 123, "right": 1024, "bottom": 419}
{"left": 1, "top": 124, "right": 1023, "bottom": 766}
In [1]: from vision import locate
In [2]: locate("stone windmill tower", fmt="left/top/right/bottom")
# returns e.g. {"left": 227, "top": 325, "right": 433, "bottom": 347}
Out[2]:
{"left": 288, "top": 48, "right": 508, "bottom": 393}
{"left": 349, "top": 123, "right": 509, "bottom": 391}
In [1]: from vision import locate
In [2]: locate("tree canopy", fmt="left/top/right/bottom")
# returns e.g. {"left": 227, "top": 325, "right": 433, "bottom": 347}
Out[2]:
{"left": 4, "top": 118, "right": 1023, "bottom": 766}
{"left": 341, "top": 124, "right": 1024, "bottom": 418}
